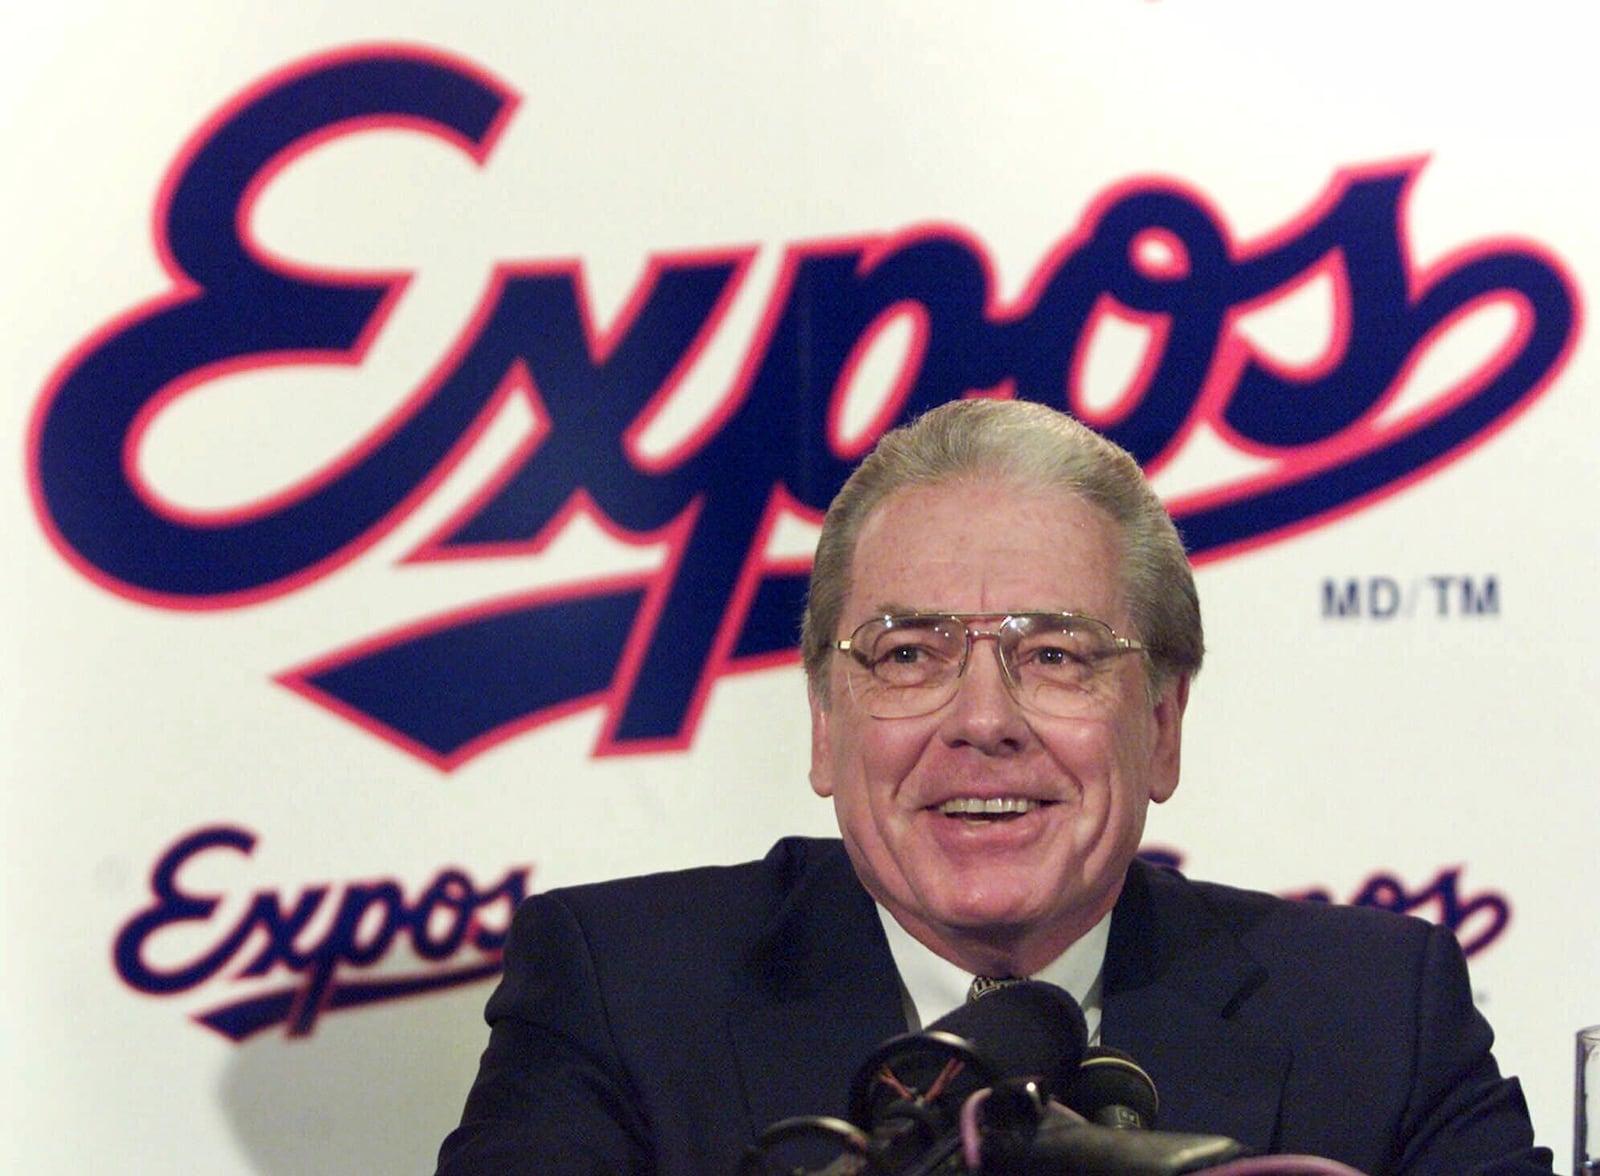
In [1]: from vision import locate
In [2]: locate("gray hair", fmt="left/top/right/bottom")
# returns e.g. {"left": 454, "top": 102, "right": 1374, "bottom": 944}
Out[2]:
{"left": 800, "top": 398, "right": 1203, "bottom": 702}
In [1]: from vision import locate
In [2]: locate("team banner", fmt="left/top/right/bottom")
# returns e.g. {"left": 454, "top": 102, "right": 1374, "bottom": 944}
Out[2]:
{"left": 5, "top": 4, "right": 1596, "bottom": 1172}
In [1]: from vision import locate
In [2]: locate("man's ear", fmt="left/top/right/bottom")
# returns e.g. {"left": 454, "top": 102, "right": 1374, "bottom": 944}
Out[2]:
{"left": 1147, "top": 673, "right": 1190, "bottom": 805}
{"left": 808, "top": 691, "right": 835, "bottom": 798}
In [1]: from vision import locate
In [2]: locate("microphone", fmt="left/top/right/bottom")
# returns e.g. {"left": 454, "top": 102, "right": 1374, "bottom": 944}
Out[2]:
{"left": 850, "top": 980, "right": 1089, "bottom": 1127}
{"left": 740, "top": 980, "right": 1088, "bottom": 1176}
{"left": 1066, "top": 1045, "right": 1160, "bottom": 1131}
{"left": 977, "top": 1044, "right": 1251, "bottom": 1176}
{"left": 844, "top": 981, "right": 1088, "bottom": 1175}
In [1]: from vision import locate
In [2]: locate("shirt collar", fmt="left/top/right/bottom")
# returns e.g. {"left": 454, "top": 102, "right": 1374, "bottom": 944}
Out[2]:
{"left": 875, "top": 903, "right": 1108, "bottom": 1045}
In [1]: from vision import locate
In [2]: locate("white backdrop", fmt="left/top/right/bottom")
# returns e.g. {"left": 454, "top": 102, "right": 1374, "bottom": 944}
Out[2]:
{"left": 5, "top": 4, "right": 1598, "bottom": 1172}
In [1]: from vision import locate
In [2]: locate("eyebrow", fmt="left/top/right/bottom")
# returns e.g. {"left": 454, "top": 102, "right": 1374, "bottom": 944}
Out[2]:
{"left": 864, "top": 606, "right": 1084, "bottom": 617}
{"left": 865, "top": 601, "right": 922, "bottom": 617}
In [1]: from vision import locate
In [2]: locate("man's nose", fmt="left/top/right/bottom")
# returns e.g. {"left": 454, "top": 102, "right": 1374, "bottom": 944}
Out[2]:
{"left": 939, "top": 633, "right": 1028, "bottom": 750}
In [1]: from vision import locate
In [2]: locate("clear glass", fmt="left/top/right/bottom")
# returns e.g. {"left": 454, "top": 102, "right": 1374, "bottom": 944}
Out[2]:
{"left": 833, "top": 611, "right": 1144, "bottom": 719}
{"left": 1578, "top": 1024, "right": 1600, "bottom": 1175}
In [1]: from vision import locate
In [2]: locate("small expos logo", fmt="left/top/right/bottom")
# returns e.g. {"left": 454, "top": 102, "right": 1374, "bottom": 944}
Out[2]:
{"left": 113, "top": 825, "right": 529, "bottom": 1039}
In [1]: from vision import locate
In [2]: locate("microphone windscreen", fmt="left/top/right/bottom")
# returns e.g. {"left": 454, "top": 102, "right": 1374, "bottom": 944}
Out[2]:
{"left": 845, "top": 980, "right": 1088, "bottom": 1135}
{"left": 924, "top": 980, "right": 1089, "bottom": 1100}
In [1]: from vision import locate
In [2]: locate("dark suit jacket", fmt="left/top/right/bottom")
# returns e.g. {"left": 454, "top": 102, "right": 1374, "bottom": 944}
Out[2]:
{"left": 437, "top": 837, "right": 1549, "bottom": 1175}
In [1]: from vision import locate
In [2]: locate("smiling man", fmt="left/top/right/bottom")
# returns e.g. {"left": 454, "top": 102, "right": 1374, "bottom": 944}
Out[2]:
{"left": 438, "top": 399, "right": 1549, "bottom": 1175}
{"left": 803, "top": 407, "right": 1194, "bottom": 1000}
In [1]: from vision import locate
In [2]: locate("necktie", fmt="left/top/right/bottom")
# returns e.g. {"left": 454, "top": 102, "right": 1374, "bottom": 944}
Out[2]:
{"left": 967, "top": 974, "right": 1025, "bottom": 1002}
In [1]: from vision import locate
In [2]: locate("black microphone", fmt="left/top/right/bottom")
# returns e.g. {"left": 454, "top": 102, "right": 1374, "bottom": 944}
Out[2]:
{"left": 845, "top": 981, "right": 1088, "bottom": 1175}
{"left": 978, "top": 1044, "right": 1251, "bottom": 1176}
{"left": 740, "top": 981, "right": 1087, "bottom": 1176}
{"left": 1066, "top": 1045, "right": 1160, "bottom": 1131}
{"left": 850, "top": 980, "right": 1089, "bottom": 1125}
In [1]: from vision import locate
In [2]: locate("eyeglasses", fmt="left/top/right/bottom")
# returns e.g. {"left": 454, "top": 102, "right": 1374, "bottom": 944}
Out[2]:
{"left": 832, "top": 612, "right": 1146, "bottom": 719}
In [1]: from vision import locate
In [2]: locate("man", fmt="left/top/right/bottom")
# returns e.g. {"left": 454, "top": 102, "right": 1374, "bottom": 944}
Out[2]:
{"left": 437, "top": 399, "right": 1549, "bottom": 1174}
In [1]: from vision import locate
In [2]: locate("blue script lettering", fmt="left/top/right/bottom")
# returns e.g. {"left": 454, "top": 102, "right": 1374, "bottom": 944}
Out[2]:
{"left": 30, "top": 47, "right": 1580, "bottom": 763}
{"left": 113, "top": 825, "right": 529, "bottom": 1039}
{"left": 1290, "top": 867, "right": 1509, "bottom": 956}
{"left": 1139, "top": 847, "right": 1511, "bottom": 956}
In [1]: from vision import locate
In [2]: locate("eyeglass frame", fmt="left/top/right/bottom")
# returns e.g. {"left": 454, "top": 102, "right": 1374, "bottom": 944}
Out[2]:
{"left": 830, "top": 610, "right": 1148, "bottom": 718}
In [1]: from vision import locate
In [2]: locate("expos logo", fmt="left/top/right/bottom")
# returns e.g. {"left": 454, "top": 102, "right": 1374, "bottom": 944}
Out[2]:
{"left": 28, "top": 44, "right": 1580, "bottom": 768}
{"left": 115, "top": 825, "right": 527, "bottom": 1039}
{"left": 1141, "top": 848, "right": 1510, "bottom": 958}
{"left": 114, "top": 832, "right": 1508, "bottom": 1043}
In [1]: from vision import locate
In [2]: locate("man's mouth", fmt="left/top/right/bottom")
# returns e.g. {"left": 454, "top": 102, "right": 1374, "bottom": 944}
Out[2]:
{"left": 937, "top": 797, "right": 1049, "bottom": 821}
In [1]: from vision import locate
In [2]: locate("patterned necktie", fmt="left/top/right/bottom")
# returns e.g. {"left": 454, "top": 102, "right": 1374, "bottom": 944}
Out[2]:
{"left": 967, "top": 974, "right": 1025, "bottom": 1002}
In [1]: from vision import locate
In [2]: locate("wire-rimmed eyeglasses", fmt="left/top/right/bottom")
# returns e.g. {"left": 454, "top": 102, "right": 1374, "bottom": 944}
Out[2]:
{"left": 832, "top": 611, "right": 1146, "bottom": 719}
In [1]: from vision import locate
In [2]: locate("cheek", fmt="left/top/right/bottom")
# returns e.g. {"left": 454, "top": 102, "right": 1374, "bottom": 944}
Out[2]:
{"left": 1045, "top": 718, "right": 1117, "bottom": 777}
{"left": 1046, "top": 712, "right": 1157, "bottom": 805}
{"left": 830, "top": 717, "right": 928, "bottom": 807}
{"left": 1118, "top": 702, "right": 1162, "bottom": 768}
{"left": 1093, "top": 681, "right": 1161, "bottom": 760}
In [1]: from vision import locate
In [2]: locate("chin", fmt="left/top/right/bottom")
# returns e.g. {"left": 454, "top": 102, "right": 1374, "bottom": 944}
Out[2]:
{"left": 931, "top": 892, "right": 1051, "bottom": 933}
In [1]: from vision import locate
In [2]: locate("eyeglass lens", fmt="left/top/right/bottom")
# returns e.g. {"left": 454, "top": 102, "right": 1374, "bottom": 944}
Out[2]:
{"left": 844, "top": 613, "right": 1128, "bottom": 718}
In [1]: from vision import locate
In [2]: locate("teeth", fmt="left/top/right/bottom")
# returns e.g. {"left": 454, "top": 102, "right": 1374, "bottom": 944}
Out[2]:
{"left": 939, "top": 797, "right": 1039, "bottom": 816}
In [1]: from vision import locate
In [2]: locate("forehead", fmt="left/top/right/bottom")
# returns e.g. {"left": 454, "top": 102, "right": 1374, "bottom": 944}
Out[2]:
{"left": 846, "top": 477, "right": 1128, "bottom": 621}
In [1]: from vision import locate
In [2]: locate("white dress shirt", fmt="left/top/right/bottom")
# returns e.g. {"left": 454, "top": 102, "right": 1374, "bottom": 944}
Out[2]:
{"left": 875, "top": 903, "right": 1108, "bottom": 1045}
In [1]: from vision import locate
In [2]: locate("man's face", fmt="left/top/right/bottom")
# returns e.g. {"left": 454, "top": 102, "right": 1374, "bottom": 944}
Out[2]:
{"left": 809, "top": 477, "right": 1188, "bottom": 965}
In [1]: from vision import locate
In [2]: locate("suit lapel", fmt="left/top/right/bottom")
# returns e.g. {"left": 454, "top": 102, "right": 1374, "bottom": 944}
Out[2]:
{"left": 726, "top": 841, "right": 909, "bottom": 1137}
{"left": 1101, "top": 861, "right": 1291, "bottom": 1151}
{"left": 722, "top": 847, "right": 1295, "bottom": 1153}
